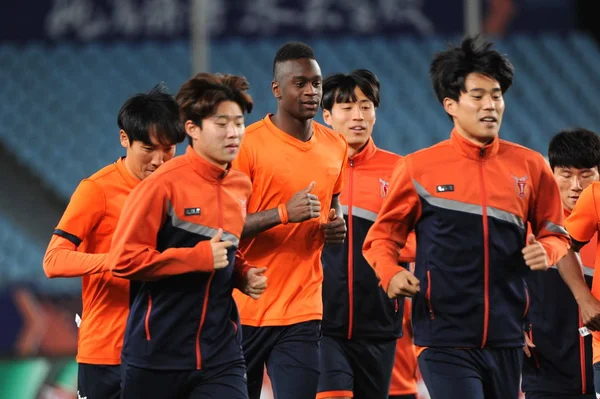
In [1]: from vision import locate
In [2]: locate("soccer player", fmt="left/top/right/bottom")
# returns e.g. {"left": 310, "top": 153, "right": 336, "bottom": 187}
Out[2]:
{"left": 317, "top": 69, "right": 413, "bottom": 399}
{"left": 42, "top": 84, "right": 186, "bottom": 399}
{"left": 231, "top": 42, "right": 348, "bottom": 399}
{"left": 522, "top": 129, "right": 599, "bottom": 398}
{"left": 108, "top": 73, "right": 266, "bottom": 399}
{"left": 363, "top": 36, "right": 569, "bottom": 399}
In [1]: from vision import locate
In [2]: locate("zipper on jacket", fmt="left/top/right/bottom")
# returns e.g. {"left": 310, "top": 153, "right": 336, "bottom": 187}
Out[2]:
{"left": 196, "top": 180, "right": 224, "bottom": 369}
{"left": 145, "top": 292, "right": 152, "bottom": 340}
{"left": 579, "top": 309, "right": 587, "bottom": 393}
{"left": 528, "top": 323, "right": 541, "bottom": 368}
{"left": 479, "top": 149, "right": 490, "bottom": 348}
{"left": 522, "top": 284, "right": 530, "bottom": 318}
{"left": 347, "top": 158, "right": 355, "bottom": 340}
{"left": 426, "top": 270, "right": 435, "bottom": 320}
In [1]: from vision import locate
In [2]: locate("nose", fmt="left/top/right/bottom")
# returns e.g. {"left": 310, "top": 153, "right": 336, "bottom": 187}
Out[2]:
{"left": 351, "top": 106, "right": 364, "bottom": 121}
{"left": 304, "top": 84, "right": 318, "bottom": 97}
{"left": 571, "top": 176, "right": 583, "bottom": 191}
{"left": 482, "top": 95, "right": 496, "bottom": 110}
{"left": 152, "top": 151, "right": 165, "bottom": 167}
{"left": 226, "top": 123, "right": 240, "bottom": 139}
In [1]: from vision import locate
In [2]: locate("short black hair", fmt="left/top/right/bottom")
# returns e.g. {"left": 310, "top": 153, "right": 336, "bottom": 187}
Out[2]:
{"left": 273, "top": 42, "right": 315, "bottom": 78}
{"left": 321, "top": 69, "right": 381, "bottom": 111}
{"left": 548, "top": 128, "right": 600, "bottom": 170}
{"left": 430, "top": 35, "right": 514, "bottom": 105}
{"left": 117, "top": 83, "right": 186, "bottom": 147}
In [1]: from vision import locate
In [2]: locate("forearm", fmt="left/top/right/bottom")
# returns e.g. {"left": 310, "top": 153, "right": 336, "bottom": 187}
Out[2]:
{"left": 241, "top": 208, "right": 281, "bottom": 238}
{"left": 43, "top": 235, "right": 108, "bottom": 278}
{"left": 557, "top": 249, "right": 593, "bottom": 303}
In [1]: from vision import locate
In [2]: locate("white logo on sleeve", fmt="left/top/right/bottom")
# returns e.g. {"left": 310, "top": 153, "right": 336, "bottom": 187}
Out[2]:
{"left": 77, "top": 391, "right": 87, "bottom": 399}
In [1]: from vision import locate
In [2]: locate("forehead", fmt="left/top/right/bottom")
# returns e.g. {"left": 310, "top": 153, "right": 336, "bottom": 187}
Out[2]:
{"left": 277, "top": 58, "right": 322, "bottom": 79}
{"left": 213, "top": 100, "right": 243, "bottom": 116}
{"left": 554, "top": 165, "right": 598, "bottom": 173}
{"left": 333, "top": 86, "right": 372, "bottom": 105}
{"left": 464, "top": 73, "right": 501, "bottom": 90}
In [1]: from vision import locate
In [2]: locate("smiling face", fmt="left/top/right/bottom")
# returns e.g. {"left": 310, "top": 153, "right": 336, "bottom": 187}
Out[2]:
{"left": 323, "top": 87, "right": 376, "bottom": 157}
{"left": 444, "top": 72, "right": 505, "bottom": 146}
{"left": 272, "top": 58, "right": 323, "bottom": 121}
{"left": 120, "top": 129, "right": 176, "bottom": 180}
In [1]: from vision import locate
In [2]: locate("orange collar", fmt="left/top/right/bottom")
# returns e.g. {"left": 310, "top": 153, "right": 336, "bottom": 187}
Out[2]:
{"left": 450, "top": 128, "right": 499, "bottom": 161}
{"left": 349, "top": 138, "right": 377, "bottom": 166}
{"left": 184, "top": 145, "right": 229, "bottom": 182}
{"left": 115, "top": 157, "right": 142, "bottom": 189}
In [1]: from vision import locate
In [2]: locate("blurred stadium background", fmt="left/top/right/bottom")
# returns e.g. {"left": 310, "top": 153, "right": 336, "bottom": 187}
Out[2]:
{"left": 1, "top": 0, "right": 599, "bottom": 397}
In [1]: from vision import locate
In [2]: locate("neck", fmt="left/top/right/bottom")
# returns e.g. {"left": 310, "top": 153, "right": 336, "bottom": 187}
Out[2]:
{"left": 455, "top": 125, "right": 496, "bottom": 147}
{"left": 122, "top": 156, "right": 142, "bottom": 180}
{"left": 348, "top": 141, "right": 368, "bottom": 158}
{"left": 272, "top": 110, "right": 313, "bottom": 142}
{"left": 192, "top": 145, "right": 227, "bottom": 170}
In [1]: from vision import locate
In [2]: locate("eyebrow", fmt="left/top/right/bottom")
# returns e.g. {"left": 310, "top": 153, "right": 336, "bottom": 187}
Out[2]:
{"left": 214, "top": 114, "right": 244, "bottom": 119}
{"left": 469, "top": 87, "right": 502, "bottom": 93}
{"left": 291, "top": 75, "right": 322, "bottom": 80}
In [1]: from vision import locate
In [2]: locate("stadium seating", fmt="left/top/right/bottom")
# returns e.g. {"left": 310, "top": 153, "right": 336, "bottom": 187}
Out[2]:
{"left": 0, "top": 215, "right": 78, "bottom": 293}
{"left": 2, "top": 34, "right": 600, "bottom": 200}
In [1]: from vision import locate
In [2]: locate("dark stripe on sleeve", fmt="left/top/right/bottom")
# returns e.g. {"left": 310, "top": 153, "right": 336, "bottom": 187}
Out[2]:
{"left": 54, "top": 229, "right": 82, "bottom": 247}
{"left": 570, "top": 237, "right": 590, "bottom": 253}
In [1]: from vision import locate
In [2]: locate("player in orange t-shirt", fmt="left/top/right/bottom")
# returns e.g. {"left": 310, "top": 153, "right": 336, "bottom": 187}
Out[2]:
{"left": 231, "top": 42, "right": 348, "bottom": 399}
{"left": 42, "top": 84, "right": 186, "bottom": 399}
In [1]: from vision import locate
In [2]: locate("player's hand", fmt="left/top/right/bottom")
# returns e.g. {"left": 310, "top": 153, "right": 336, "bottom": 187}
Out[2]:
{"left": 579, "top": 294, "right": 600, "bottom": 331}
{"left": 387, "top": 269, "right": 420, "bottom": 298}
{"left": 321, "top": 209, "right": 346, "bottom": 244}
{"left": 523, "top": 332, "right": 535, "bottom": 358}
{"left": 286, "top": 181, "right": 321, "bottom": 223}
{"left": 522, "top": 234, "right": 548, "bottom": 271}
{"left": 242, "top": 267, "right": 268, "bottom": 300}
{"left": 210, "top": 229, "right": 232, "bottom": 270}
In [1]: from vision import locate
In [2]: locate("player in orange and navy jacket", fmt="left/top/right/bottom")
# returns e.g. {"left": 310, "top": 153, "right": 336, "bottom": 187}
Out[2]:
{"left": 42, "top": 84, "right": 186, "bottom": 399}
{"left": 108, "top": 74, "right": 266, "bottom": 399}
{"left": 318, "top": 69, "right": 416, "bottom": 399}
{"left": 363, "top": 36, "right": 569, "bottom": 399}
{"left": 522, "top": 129, "right": 599, "bottom": 399}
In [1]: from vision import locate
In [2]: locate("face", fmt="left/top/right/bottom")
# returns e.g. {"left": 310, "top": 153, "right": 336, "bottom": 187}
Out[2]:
{"left": 553, "top": 166, "right": 599, "bottom": 211}
{"left": 120, "top": 130, "right": 176, "bottom": 180}
{"left": 323, "top": 87, "right": 376, "bottom": 154}
{"left": 185, "top": 101, "right": 244, "bottom": 169}
{"left": 444, "top": 73, "right": 505, "bottom": 146}
{"left": 272, "top": 58, "right": 322, "bottom": 120}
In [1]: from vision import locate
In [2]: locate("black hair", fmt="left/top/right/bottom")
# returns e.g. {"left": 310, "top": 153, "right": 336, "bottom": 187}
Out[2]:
{"left": 430, "top": 35, "right": 514, "bottom": 106}
{"left": 321, "top": 69, "right": 380, "bottom": 111}
{"left": 273, "top": 42, "right": 316, "bottom": 78}
{"left": 117, "top": 83, "right": 186, "bottom": 146}
{"left": 549, "top": 128, "right": 600, "bottom": 170}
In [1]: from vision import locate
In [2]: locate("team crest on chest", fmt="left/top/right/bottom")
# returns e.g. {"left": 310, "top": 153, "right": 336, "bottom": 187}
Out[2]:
{"left": 511, "top": 175, "right": 528, "bottom": 198}
{"left": 379, "top": 178, "right": 389, "bottom": 199}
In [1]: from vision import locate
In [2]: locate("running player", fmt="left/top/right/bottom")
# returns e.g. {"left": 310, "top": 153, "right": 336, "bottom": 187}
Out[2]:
{"left": 42, "top": 84, "right": 186, "bottom": 399}
{"left": 108, "top": 73, "right": 266, "bottom": 398}
{"left": 232, "top": 42, "right": 348, "bottom": 399}
{"left": 522, "top": 128, "right": 599, "bottom": 399}
{"left": 363, "top": 36, "right": 569, "bottom": 399}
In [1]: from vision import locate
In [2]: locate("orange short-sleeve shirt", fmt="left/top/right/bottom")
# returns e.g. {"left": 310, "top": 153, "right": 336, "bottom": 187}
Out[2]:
{"left": 232, "top": 115, "right": 347, "bottom": 326}
{"left": 53, "top": 158, "right": 139, "bottom": 364}
{"left": 565, "top": 182, "right": 600, "bottom": 363}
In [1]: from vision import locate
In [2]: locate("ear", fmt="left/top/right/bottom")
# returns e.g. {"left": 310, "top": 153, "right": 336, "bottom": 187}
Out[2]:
{"left": 271, "top": 80, "right": 281, "bottom": 99}
{"left": 443, "top": 97, "right": 458, "bottom": 117}
{"left": 185, "top": 120, "right": 200, "bottom": 143}
{"left": 119, "top": 130, "right": 130, "bottom": 149}
{"left": 322, "top": 109, "right": 333, "bottom": 127}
